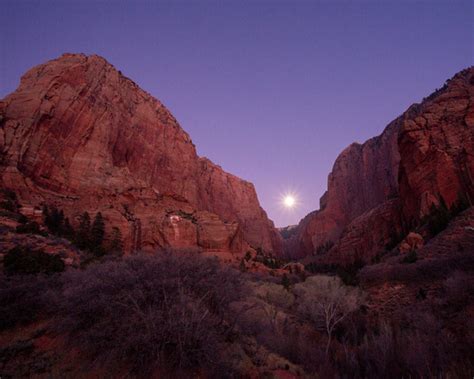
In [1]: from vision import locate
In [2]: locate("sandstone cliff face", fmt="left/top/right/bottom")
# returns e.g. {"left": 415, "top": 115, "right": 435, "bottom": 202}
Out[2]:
{"left": 0, "top": 53, "right": 282, "bottom": 255}
{"left": 293, "top": 67, "right": 473, "bottom": 262}
{"left": 398, "top": 68, "right": 474, "bottom": 222}
{"left": 198, "top": 158, "right": 282, "bottom": 254}
{"left": 293, "top": 117, "right": 400, "bottom": 258}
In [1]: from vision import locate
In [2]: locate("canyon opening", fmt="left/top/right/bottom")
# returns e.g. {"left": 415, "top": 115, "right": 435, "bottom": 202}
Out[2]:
{"left": 0, "top": 1, "right": 473, "bottom": 378}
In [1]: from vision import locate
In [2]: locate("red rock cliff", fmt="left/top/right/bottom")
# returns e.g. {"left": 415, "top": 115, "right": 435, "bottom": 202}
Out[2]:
{"left": 0, "top": 53, "right": 282, "bottom": 255}
{"left": 293, "top": 67, "right": 473, "bottom": 262}
{"left": 398, "top": 68, "right": 474, "bottom": 222}
{"left": 292, "top": 117, "right": 400, "bottom": 258}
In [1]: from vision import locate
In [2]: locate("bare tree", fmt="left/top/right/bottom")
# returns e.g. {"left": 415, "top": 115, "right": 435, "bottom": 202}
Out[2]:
{"left": 294, "top": 275, "right": 362, "bottom": 356}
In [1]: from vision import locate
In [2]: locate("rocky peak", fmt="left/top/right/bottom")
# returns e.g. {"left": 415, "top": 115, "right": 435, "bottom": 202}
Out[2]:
{"left": 0, "top": 53, "right": 282, "bottom": 256}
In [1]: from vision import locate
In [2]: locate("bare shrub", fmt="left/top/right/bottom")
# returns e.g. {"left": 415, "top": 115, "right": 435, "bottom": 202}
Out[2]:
{"left": 359, "top": 321, "right": 397, "bottom": 376}
{"left": 443, "top": 270, "right": 474, "bottom": 309}
{"left": 4, "top": 246, "right": 65, "bottom": 275}
{"left": 0, "top": 273, "right": 59, "bottom": 330}
{"left": 356, "top": 307, "right": 472, "bottom": 378}
{"left": 293, "top": 275, "right": 363, "bottom": 355}
{"left": 54, "top": 251, "right": 244, "bottom": 375}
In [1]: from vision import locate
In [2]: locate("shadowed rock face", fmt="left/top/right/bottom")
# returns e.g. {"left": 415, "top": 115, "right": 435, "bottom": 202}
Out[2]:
{"left": 291, "top": 117, "right": 401, "bottom": 259}
{"left": 0, "top": 53, "right": 282, "bottom": 255}
{"left": 292, "top": 67, "right": 473, "bottom": 262}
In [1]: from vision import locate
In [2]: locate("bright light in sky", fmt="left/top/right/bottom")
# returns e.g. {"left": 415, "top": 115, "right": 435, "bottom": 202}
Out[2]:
{"left": 283, "top": 194, "right": 296, "bottom": 208}
{"left": 276, "top": 189, "right": 301, "bottom": 223}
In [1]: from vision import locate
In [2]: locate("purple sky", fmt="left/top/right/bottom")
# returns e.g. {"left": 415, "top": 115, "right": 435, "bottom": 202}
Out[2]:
{"left": 1, "top": 1, "right": 472, "bottom": 227}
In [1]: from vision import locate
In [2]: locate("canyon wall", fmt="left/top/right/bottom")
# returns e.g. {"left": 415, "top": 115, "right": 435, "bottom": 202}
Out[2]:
{"left": 291, "top": 117, "right": 400, "bottom": 259}
{"left": 292, "top": 67, "right": 473, "bottom": 263}
{"left": 398, "top": 71, "right": 474, "bottom": 221}
{"left": 0, "top": 53, "right": 282, "bottom": 255}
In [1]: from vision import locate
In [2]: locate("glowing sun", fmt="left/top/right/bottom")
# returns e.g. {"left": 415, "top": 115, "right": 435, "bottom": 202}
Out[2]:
{"left": 283, "top": 194, "right": 296, "bottom": 208}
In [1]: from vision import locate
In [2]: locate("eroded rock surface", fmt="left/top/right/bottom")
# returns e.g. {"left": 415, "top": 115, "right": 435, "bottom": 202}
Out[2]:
{"left": 292, "top": 117, "right": 400, "bottom": 259}
{"left": 0, "top": 53, "right": 282, "bottom": 255}
{"left": 398, "top": 69, "right": 474, "bottom": 221}
{"left": 292, "top": 67, "right": 473, "bottom": 262}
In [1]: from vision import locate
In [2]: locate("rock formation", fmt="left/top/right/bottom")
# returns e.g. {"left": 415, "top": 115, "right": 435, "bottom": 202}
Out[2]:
{"left": 291, "top": 116, "right": 401, "bottom": 259}
{"left": 292, "top": 67, "right": 473, "bottom": 263}
{"left": 398, "top": 69, "right": 474, "bottom": 221}
{"left": 0, "top": 53, "right": 282, "bottom": 255}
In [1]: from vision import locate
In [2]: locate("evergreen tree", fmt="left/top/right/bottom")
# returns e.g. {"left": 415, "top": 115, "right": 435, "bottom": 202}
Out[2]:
{"left": 450, "top": 192, "right": 470, "bottom": 216}
{"left": 50, "top": 207, "right": 64, "bottom": 234}
{"left": 42, "top": 204, "right": 51, "bottom": 230}
{"left": 76, "top": 212, "right": 91, "bottom": 250}
{"left": 427, "top": 202, "right": 450, "bottom": 236}
{"left": 62, "top": 217, "right": 75, "bottom": 240}
{"left": 43, "top": 205, "right": 65, "bottom": 235}
{"left": 58, "top": 209, "right": 65, "bottom": 231}
{"left": 91, "top": 212, "right": 105, "bottom": 245}
{"left": 109, "top": 227, "right": 123, "bottom": 255}
{"left": 91, "top": 212, "right": 106, "bottom": 256}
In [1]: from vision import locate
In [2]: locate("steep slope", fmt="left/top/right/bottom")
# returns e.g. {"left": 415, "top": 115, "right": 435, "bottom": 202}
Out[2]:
{"left": 360, "top": 206, "right": 474, "bottom": 317}
{"left": 0, "top": 53, "right": 282, "bottom": 255}
{"left": 292, "top": 67, "right": 473, "bottom": 262}
{"left": 398, "top": 69, "right": 474, "bottom": 221}
{"left": 291, "top": 117, "right": 400, "bottom": 259}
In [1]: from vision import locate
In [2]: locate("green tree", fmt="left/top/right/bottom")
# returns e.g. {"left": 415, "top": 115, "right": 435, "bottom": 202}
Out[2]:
{"left": 42, "top": 204, "right": 50, "bottom": 229}
{"left": 109, "top": 227, "right": 123, "bottom": 255}
{"left": 91, "top": 213, "right": 105, "bottom": 245}
{"left": 51, "top": 207, "right": 64, "bottom": 234}
{"left": 62, "top": 217, "right": 75, "bottom": 240}
{"left": 76, "top": 212, "right": 91, "bottom": 250}
{"left": 43, "top": 205, "right": 65, "bottom": 235}
{"left": 427, "top": 201, "right": 449, "bottom": 236}
{"left": 91, "top": 212, "right": 106, "bottom": 256}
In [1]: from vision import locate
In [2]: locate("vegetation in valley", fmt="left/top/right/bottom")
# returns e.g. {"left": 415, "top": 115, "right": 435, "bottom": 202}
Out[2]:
{"left": 253, "top": 247, "right": 285, "bottom": 269}
{"left": 0, "top": 248, "right": 472, "bottom": 377}
{"left": 306, "top": 258, "right": 364, "bottom": 286}
{"left": 279, "top": 226, "right": 298, "bottom": 240}
{"left": 0, "top": 189, "right": 473, "bottom": 377}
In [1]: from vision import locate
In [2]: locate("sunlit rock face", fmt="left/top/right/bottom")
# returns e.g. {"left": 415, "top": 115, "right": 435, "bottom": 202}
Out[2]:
{"left": 292, "top": 67, "right": 474, "bottom": 262}
{"left": 0, "top": 53, "right": 282, "bottom": 255}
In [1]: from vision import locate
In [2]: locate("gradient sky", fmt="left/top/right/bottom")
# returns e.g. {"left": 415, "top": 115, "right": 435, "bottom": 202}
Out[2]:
{"left": 1, "top": 1, "right": 472, "bottom": 226}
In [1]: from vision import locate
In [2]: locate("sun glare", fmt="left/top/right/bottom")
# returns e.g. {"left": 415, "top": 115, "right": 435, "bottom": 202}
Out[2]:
{"left": 283, "top": 194, "right": 296, "bottom": 208}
